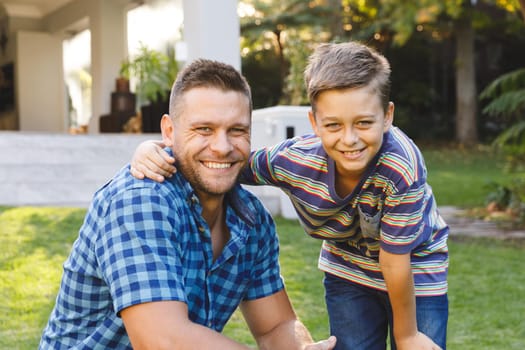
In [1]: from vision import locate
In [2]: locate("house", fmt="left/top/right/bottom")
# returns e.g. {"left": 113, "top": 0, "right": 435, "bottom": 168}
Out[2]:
{"left": 0, "top": 0, "right": 240, "bottom": 133}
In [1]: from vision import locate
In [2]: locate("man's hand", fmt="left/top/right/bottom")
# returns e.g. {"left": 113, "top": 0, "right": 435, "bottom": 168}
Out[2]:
{"left": 129, "top": 140, "right": 176, "bottom": 182}
{"left": 303, "top": 335, "right": 337, "bottom": 350}
{"left": 396, "top": 331, "right": 442, "bottom": 350}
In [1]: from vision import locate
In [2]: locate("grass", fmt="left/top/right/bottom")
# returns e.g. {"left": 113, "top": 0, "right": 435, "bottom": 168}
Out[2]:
{"left": 2, "top": 146, "right": 524, "bottom": 349}
{"left": 0, "top": 206, "right": 84, "bottom": 349}
{"left": 422, "top": 145, "right": 517, "bottom": 207}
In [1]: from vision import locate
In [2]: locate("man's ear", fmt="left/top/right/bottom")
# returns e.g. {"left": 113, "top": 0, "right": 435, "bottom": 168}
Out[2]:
{"left": 308, "top": 110, "right": 320, "bottom": 136}
{"left": 160, "top": 114, "right": 174, "bottom": 147}
{"left": 383, "top": 102, "right": 394, "bottom": 132}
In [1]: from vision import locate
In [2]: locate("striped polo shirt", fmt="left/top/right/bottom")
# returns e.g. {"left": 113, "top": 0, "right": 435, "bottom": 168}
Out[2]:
{"left": 243, "top": 126, "right": 449, "bottom": 296}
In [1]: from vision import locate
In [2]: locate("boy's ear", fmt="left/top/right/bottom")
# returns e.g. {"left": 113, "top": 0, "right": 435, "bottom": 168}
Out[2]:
{"left": 383, "top": 102, "right": 394, "bottom": 132}
{"left": 308, "top": 110, "right": 320, "bottom": 136}
{"left": 160, "top": 114, "right": 174, "bottom": 147}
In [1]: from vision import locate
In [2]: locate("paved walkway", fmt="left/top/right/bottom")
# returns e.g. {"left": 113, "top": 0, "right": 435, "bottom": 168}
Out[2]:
{"left": 440, "top": 206, "right": 525, "bottom": 240}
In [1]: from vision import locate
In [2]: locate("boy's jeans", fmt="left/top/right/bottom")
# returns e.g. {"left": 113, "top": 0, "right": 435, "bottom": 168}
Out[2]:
{"left": 324, "top": 273, "right": 448, "bottom": 350}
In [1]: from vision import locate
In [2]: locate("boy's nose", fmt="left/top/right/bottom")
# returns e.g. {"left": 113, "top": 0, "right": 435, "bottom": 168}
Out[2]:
{"left": 341, "top": 127, "right": 358, "bottom": 145}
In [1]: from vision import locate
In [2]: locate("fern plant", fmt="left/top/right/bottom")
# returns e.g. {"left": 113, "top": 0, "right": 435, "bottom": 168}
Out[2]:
{"left": 480, "top": 67, "right": 525, "bottom": 171}
{"left": 480, "top": 67, "right": 525, "bottom": 222}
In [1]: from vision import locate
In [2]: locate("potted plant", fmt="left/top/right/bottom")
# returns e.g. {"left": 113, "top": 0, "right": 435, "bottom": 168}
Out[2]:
{"left": 120, "top": 43, "right": 178, "bottom": 132}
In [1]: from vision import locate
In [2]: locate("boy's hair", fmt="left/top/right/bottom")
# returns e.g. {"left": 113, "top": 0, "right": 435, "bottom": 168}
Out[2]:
{"left": 169, "top": 59, "right": 252, "bottom": 118}
{"left": 304, "top": 41, "right": 391, "bottom": 112}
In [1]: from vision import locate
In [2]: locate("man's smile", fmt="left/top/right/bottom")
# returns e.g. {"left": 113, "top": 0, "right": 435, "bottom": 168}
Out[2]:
{"left": 202, "top": 161, "right": 233, "bottom": 169}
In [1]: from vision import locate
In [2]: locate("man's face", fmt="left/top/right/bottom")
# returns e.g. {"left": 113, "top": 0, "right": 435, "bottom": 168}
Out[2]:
{"left": 161, "top": 87, "right": 251, "bottom": 199}
{"left": 309, "top": 87, "right": 394, "bottom": 185}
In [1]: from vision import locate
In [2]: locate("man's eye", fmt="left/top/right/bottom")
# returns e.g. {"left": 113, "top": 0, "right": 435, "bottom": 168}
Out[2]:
{"left": 230, "top": 128, "right": 248, "bottom": 135}
{"left": 196, "top": 127, "right": 212, "bottom": 133}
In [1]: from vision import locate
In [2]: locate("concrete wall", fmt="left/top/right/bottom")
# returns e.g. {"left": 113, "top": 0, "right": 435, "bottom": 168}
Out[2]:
{"left": 0, "top": 132, "right": 153, "bottom": 207}
{"left": 0, "top": 132, "right": 283, "bottom": 217}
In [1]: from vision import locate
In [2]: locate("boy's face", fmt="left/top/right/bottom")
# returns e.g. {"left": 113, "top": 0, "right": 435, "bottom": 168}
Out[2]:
{"left": 161, "top": 87, "right": 251, "bottom": 199}
{"left": 309, "top": 87, "right": 394, "bottom": 185}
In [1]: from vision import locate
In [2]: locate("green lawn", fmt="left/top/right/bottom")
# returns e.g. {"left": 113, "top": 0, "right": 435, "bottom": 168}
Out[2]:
{"left": 422, "top": 145, "right": 518, "bottom": 207}
{"left": 2, "top": 208, "right": 524, "bottom": 349}
{"left": 1, "top": 146, "right": 524, "bottom": 349}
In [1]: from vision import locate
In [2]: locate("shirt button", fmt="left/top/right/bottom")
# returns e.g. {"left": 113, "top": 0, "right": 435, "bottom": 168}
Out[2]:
{"left": 198, "top": 226, "right": 205, "bottom": 232}
{"left": 207, "top": 321, "right": 212, "bottom": 327}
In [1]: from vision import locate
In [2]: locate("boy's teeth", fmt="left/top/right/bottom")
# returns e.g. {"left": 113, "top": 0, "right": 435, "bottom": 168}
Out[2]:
{"left": 204, "top": 162, "right": 231, "bottom": 169}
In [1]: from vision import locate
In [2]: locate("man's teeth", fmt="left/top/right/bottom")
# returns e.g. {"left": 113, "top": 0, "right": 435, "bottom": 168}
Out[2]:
{"left": 203, "top": 162, "right": 232, "bottom": 169}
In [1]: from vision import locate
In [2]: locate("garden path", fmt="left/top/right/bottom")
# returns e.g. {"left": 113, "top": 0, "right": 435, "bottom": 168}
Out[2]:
{"left": 440, "top": 206, "right": 525, "bottom": 240}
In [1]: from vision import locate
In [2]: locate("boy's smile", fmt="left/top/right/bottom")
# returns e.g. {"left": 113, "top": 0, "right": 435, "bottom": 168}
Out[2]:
{"left": 309, "top": 87, "right": 394, "bottom": 190}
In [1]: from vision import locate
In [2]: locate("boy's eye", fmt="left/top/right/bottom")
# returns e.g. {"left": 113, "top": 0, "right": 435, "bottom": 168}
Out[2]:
{"left": 324, "top": 123, "right": 341, "bottom": 130}
{"left": 356, "top": 120, "right": 373, "bottom": 128}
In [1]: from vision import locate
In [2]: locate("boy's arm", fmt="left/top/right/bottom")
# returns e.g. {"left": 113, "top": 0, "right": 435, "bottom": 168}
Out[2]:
{"left": 129, "top": 139, "right": 262, "bottom": 184}
{"left": 379, "top": 248, "right": 441, "bottom": 350}
{"left": 241, "top": 289, "right": 336, "bottom": 350}
{"left": 130, "top": 138, "right": 301, "bottom": 186}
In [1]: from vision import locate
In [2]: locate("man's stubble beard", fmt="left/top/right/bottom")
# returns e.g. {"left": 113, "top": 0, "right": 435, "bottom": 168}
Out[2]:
{"left": 176, "top": 158, "right": 242, "bottom": 197}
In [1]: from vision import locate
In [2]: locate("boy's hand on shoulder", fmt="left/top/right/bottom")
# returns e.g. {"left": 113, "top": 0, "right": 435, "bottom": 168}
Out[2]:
{"left": 130, "top": 140, "right": 176, "bottom": 182}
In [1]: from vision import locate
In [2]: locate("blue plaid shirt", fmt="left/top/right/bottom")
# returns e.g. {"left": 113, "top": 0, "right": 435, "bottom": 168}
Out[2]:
{"left": 40, "top": 164, "right": 284, "bottom": 349}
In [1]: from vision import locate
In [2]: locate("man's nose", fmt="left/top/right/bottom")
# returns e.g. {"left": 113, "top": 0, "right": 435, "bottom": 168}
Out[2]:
{"left": 210, "top": 131, "right": 234, "bottom": 154}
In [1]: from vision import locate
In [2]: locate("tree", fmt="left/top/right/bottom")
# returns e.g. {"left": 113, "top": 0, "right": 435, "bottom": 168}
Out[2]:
{"left": 238, "top": 0, "right": 524, "bottom": 140}
{"left": 239, "top": 0, "right": 340, "bottom": 106}
{"left": 479, "top": 1, "right": 525, "bottom": 169}
{"left": 340, "top": 0, "right": 523, "bottom": 145}
{"left": 240, "top": 0, "right": 333, "bottom": 83}
{"left": 455, "top": 7, "right": 478, "bottom": 145}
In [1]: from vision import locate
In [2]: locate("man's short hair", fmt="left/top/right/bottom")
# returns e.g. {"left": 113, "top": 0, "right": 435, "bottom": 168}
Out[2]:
{"left": 169, "top": 59, "right": 252, "bottom": 118}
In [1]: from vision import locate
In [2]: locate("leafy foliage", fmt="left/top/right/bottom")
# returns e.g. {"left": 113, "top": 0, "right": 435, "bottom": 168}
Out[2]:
{"left": 480, "top": 68, "right": 525, "bottom": 120}
{"left": 484, "top": 177, "right": 525, "bottom": 227}
{"left": 239, "top": 0, "right": 333, "bottom": 107}
{"left": 240, "top": 0, "right": 525, "bottom": 144}
{"left": 120, "top": 44, "right": 178, "bottom": 106}
{"left": 280, "top": 32, "right": 313, "bottom": 105}
{"left": 479, "top": 68, "right": 525, "bottom": 170}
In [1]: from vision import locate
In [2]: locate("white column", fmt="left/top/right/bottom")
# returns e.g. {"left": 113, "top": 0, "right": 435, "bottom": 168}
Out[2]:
{"left": 88, "top": 0, "right": 127, "bottom": 133}
{"left": 182, "top": 0, "right": 240, "bottom": 70}
{"left": 16, "top": 31, "right": 66, "bottom": 132}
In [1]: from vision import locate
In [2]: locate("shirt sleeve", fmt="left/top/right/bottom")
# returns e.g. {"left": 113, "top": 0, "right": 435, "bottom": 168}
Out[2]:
{"left": 243, "top": 202, "right": 285, "bottom": 300}
{"left": 94, "top": 186, "right": 187, "bottom": 315}
{"left": 379, "top": 164, "right": 429, "bottom": 255}
{"left": 241, "top": 137, "right": 300, "bottom": 186}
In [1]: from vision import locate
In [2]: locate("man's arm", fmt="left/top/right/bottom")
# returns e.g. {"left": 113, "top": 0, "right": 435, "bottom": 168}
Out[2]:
{"left": 379, "top": 248, "right": 441, "bottom": 350}
{"left": 241, "top": 289, "right": 336, "bottom": 350}
{"left": 121, "top": 300, "right": 252, "bottom": 350}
